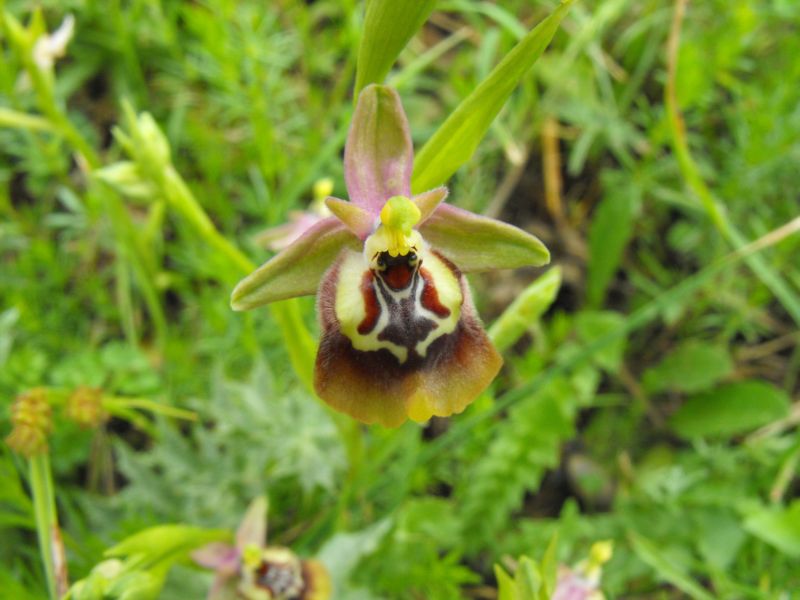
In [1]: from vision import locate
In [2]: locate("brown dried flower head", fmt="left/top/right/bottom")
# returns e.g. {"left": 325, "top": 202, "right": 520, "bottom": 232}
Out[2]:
{"left": 65, "top": 386, "right": 107, "bottom": 429}
{"left": 5, "top": 388, "right": 53, "bottom": 457}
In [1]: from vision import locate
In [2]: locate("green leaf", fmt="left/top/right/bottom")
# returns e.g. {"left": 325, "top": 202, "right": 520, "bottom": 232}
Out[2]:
{"left": 743, "top": 501, "right": 800, "bottom": 558}
{"left": 694, "top": 509, "right": 746, "bottom": 570}
{"left": 230, "top": 218, "right": 361, "bottom": 310}
{"left": 105, "top": 524, "right": 229, "bottom": 567}
{"left": 317, "top": 519, "right": 393, "bottom": 596}
{"left": 489, "top": 267, "right": 561, "bottom": 352}
{"left": 419, "top": 203, "right": 549, "bottom": 273}
{"left": 628, "top": 531, "right": 715, "bottom": 600}
{"left": 354, "top": 0, "right": 438, "bottom": 98}
{"left": 574, "top": 310, "right": 627, "bottom": 372}
{"left": 670, "top": 380, "right": 790, "bottom": 439}
{"left": 515, "top": 556, "right": 542, "bottom": 599}
{"left": 411, "top": 0, "right": 573, "bottom": 192}
{"left": 586, "top": 172, "right": 640, "bottom": 307}
{"left": 539, "top": 534, "right": 560, "bottom": 598}
{"left": 642, "top": 340, "right": 733, "bottom": 394}
{"left": 494, "top": 563, "right": 517, "bottom": 600}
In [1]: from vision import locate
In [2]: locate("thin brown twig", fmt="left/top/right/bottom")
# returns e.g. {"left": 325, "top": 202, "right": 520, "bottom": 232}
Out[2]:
{"left": 541, "top": 116, "right": 565, "bottom": 224}
{"left": 484, "top": 147, "right": 529, "bottom": 219}
{"left": 736, "top": 330, "right": 800, "bottom": 362}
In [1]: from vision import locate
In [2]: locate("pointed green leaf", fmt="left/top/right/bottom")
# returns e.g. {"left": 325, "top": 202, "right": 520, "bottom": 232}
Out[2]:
{"left": 412, "top": 0, "right": 573, "bottom": 192}
{"left": 670, "top": 380, "right": 790, "bottom": 439}
{"left": 587, "top": 173, "right": 641, "bottom": 307}
{"left": 628, "top": 532, "right": 715, "bottom": 600}
{"left": 515, "top": 556, "right": 542, "bottom": 598}
{"left": 539, "top": 533, "right": 560, "bottom": 597}
{"left": 106, "top": 525, "right": 230, "bottom": 568}
{"left": 574, "top": 311, "right": 627, "bottom": 373}
{"left": 420, "top": 203, "right": 549, "bottom": 273}
{"left": 493, "top": 564, "right": 517, "bottom": 600}
{"left": 354, "top": 0, "right": 438, "bottom": 98}
{"left": 642, "top": 340, "right": 733, "bottom": 394}
{"left": 231, "top": 218, "right": 360, "bottom": 310}
{"left": 489, "top": 267, "right": 561, "bottom": 352}
{"left": 743, "top": 501, "right": 800, "bottom": 558}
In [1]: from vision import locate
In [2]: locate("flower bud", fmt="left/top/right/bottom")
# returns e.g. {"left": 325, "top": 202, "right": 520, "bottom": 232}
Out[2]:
{"left": 137, "top": 112, "right": 171, "bottom": 166}
{"left": 66, "top": 386, "right": 107, "bottom": 429}
{"left": 93, "top": 161, "right": 155, "bottom": 201}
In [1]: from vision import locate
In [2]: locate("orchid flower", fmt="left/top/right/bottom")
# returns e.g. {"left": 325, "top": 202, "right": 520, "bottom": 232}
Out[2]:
{"left": 552, "top": 541, "right": 613, "bottom": 600}
{"left": 231, "top": 84, "right": 549, "bottom": 427}
{"left": 192, "top": 497, "right": 330, "bottom": 600}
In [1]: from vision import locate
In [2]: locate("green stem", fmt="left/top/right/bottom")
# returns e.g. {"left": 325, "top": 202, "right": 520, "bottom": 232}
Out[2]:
{"left": 162, "top": 165, "right": 364, "bottom": 467}
{"left": 29, "top": 453, "right": 62, "bottom": 600}
{"left": 7, "top": 21, "right": 168, "bottom": 347}
{"left": 22, "top": 54, "right": 100, "bottom": 169}
{"left": 161, "top": 166, "right": 318, "bottom": 391}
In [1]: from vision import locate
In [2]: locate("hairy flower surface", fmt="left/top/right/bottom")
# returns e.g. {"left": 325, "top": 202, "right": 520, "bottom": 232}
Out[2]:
{"left": 232, "top": 85, "right": 549, "bottom": 427}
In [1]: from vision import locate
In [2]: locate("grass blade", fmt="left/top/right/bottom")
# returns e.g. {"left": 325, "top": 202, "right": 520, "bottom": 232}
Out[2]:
{"left": 411, "top": 0, "right": 573, "bottom": 193}
{"left": 629, "top": 531, "right": 715, "bottom": 600}
{"left": 354, "top": 0, "right": 438, "bottom": 98}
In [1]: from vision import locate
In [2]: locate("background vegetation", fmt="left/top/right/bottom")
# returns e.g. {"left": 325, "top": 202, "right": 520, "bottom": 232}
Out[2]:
{"left": 2, "top": 0, "right": 799, "bottom": 597}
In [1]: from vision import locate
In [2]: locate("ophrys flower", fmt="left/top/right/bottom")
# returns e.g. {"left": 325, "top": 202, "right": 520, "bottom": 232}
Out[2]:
{"left": 192, "top": 497, "right": 330, "bottom": 600}
{"left": 232, "top": 85, "right": 549, "bottom": 427}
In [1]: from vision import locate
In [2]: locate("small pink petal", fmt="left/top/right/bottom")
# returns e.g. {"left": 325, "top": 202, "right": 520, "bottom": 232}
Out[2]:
{"left": 344, "top": 85, "right": 413, "bottom": 215}
{"left": 192, "top": 542, "right": 239, "bottom": 574}
{"left": 552, "top": 566, "right": 600, "bottom": 600}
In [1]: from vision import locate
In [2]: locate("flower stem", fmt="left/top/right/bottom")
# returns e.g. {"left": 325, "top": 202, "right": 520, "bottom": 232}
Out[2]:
{"left": 161, "top": 165, "right": 318, "bottom": 391}
{"left": 29, "top": 453, "right": 66, "bottom": 600}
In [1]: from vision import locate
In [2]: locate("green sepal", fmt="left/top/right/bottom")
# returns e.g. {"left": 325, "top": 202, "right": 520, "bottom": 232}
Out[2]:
{"left": 231, "top": 218, "right": 361, "bottom": 310}
{"left": 419, "top": 204, "right": 550, "bottom": 272}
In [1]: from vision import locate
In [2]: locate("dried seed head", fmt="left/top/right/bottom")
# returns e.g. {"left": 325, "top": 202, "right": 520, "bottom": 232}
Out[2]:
{"left": 5, "top": 388, "right": 52, "bottom": 457}
{"left": 65, "top": 386, "right": 107, "bottom": 429}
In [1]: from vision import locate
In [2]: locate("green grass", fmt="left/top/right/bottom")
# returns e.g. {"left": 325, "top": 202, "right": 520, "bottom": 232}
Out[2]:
{"left": 2, "top": 1, "right": 799, "bottom": 598}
